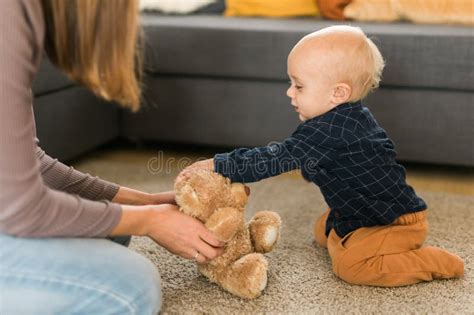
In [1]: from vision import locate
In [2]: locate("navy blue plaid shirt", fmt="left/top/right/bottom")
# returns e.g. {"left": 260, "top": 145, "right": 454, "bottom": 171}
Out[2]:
{"left": 214, "top": 101, "right": 427, "bottom": 238}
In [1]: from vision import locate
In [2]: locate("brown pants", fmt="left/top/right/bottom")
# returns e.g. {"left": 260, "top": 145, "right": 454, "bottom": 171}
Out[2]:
{"left": 314, "top": 209, "right": 464, "bottom": 286}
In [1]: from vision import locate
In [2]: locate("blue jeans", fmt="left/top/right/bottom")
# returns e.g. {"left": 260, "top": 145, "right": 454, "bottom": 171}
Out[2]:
{"left": 0, "top": 234, "right": 162, "bottom": 314}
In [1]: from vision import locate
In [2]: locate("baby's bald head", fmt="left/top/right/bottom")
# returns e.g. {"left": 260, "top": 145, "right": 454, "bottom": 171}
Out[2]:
{"left": 289, "top": 26, "right": 384, "bottom": 101}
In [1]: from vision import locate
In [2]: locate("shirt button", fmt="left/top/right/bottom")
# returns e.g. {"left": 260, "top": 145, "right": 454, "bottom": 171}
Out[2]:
{"left": 334, "top": 211, "right": 340, "bottom": 218}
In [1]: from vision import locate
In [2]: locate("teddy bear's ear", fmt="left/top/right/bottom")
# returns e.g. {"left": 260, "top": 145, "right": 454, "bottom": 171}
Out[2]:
{"left": 176, "top": 184, "right": 204, "bottom": 219}
{"left": 174, "top": 169, "right": 236, "bottom": 221}
{"left": 231, "top": 183, "right": 248, "bottom": 208}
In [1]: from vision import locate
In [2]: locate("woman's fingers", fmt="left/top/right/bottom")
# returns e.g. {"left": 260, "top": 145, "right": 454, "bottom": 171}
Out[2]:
{"left": 186, "top": 227, "right": 225, "bottom": 262}
{"left": 188, "top": 249, "right": 208, "bottom": 264}
{"left": 193, "top": 240, "right": 224, "bottom": 262}
{"left": 199, "top": 227, "right": 225, "bottom": 248}
{"left": 146, "top": 204, "right": 226, "bottom": 263}
{"left": 183, "top": 226, "right": 226, "bottom": 263}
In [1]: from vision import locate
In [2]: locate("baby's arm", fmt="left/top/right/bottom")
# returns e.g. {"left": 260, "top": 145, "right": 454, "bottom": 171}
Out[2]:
{"left": 181, "top": 123, "right": 338, "bottom": 183}
{"left": 177, "top": 139, "right": 302, "bottom": 184}
{"left": 213, "top": 141, "right": 303, "bottom": 183}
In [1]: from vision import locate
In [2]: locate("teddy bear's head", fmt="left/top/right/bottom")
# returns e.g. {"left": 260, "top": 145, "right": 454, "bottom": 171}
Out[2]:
{"left": 174, "top": 170, "right": 248, "bottom": 222}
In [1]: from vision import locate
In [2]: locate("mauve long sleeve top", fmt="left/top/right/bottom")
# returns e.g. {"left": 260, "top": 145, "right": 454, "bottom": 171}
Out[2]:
{"left": 0, "top": 0, "right": 123, "bottom": 237}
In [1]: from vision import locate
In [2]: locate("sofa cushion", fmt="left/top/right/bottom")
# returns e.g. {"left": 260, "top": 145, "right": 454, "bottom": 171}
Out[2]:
{"left": 34, "top": 86, "right": 120, "bottom": 161}
{"left": 122, "top": 76, "right": 473, "bottom": 166}
{"left": 140, "top": 0, "right": 216, "bottom": 14}
{"left": 32, "top": 56, "right": 74, "bottom": 96}
{"left": 141, "top": 15, "right": 473, "bottom": 91}
{"left": 224, "top": 0, "right": 320, "bottom": 17}
{"left": 344, "top": 0, "right": 399, "bottom": 22}
{"left": 122, "top": 77, "right": 300, "bottom": 148}
{"left": 344, "top": 0, "right": 474, "bottom": 25}
{"left": 317, "top": 0, "right": 351, "bottom": 20}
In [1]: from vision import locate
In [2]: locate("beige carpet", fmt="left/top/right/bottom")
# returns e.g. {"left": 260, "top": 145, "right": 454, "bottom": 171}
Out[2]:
{"left": 73, "top": 149, "right": 474, "bottom": 314}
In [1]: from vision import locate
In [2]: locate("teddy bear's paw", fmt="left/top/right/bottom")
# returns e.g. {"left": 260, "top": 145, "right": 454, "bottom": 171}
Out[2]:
{"left": 249, "top": 211, "right": 282, "bottom": 253}
{"left": 220, "top": 253, "right": 268, "bottom": 299}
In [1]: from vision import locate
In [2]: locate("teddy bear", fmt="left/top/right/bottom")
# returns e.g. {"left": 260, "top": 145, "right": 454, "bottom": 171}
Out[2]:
{"left": 174, "top": 169, "right": 282, "bottom": 299}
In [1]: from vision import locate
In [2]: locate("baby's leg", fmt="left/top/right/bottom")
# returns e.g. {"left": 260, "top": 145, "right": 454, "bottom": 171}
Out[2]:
{"left": 327, "top": 210, "right": 464, "bottom": 287}
{"left": 313, "top": 208, "right": 330, "bottom": 248}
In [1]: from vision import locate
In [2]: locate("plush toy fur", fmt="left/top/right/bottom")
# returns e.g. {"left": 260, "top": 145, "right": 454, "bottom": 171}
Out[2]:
{"left": 344, "top": 0, "right": 474, "bottom": 25}
{"left": 175, "top": 170, "right": 282, "bottom": 299}
{"left": 139, "top": 0, "right": 216, "bottom": 14}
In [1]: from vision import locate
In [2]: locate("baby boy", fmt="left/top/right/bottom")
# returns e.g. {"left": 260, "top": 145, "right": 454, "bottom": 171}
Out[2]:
{"left": 181, "top": 25, "right": 464, "bottom": 286}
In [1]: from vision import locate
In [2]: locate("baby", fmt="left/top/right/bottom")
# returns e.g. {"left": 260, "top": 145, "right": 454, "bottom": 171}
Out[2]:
{"left": 181, "top": 25, "right": 464, "bottom": 286}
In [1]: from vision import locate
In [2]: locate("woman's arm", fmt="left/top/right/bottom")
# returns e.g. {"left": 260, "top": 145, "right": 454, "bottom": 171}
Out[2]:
{"left": 37, "top": 143, "right": 176, "bottom": 206}
{"left": 112, "top": 187, "right": 176, "bottom": 205}
{"left": 36, "top": 143, "right": 120, "bottom": 201}
{"left": 179, "top": 139, "right": 303, "bottom": 184}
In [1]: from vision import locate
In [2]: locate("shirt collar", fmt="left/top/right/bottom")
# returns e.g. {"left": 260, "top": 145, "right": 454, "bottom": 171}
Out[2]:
{"left": 333, "top": 100, "right": 362, "bottom": 112}
{"left": 303, "top": 100, "right": 363, "bottom": 125}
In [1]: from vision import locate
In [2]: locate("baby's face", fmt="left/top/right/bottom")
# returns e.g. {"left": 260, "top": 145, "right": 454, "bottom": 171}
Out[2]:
{"left": 286, "top": 45, "right": 336, "bottom": 122}
{"left": 287, "top": 27, "right": 369, "bottom": 122}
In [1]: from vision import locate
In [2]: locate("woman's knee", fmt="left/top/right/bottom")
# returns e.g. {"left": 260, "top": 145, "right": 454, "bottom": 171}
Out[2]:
{"left": 105, "top": 245, "right": 162, "bottom": 314}
{"left": 0, "top": 236, "right": 162, "bottom": 314}
{"left": 69, "top": 242, "right": 162, "bottom": 314}
{"left": 69, "top": 248, "right": 162, "bottom": 314}
{"left": 128, "top": 256, "right": 162, "bottom": 314}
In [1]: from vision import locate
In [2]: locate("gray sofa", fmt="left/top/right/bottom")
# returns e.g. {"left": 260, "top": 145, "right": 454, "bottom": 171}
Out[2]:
{"left": 33, "top": 15, "right": 474, "bottom": 166}
{"left": 33, "top": 59, "right": 120, "bottom": 161}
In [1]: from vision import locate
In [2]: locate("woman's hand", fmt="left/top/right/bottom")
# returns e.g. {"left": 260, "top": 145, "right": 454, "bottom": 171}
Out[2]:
{"left": 149, "top": 191, "right": 177, "bottom": 205}
{"left": 146, "top": 204, "right": 225, "bottom": 264}
{"left": 110, "top": 204, "right": 225, "bottom": 264}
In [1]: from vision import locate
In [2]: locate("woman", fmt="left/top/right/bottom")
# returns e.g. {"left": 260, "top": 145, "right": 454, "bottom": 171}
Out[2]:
{"left": 0, "top": 1, "right": 224, "bottom": 314}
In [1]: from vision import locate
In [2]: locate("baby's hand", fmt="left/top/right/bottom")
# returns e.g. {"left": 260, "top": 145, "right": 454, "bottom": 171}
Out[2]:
{"left": 189, "top": 158, "right": 215, "bottom": 172}
{"left": 176, "top": 168, "right": 193, "bottom": 184}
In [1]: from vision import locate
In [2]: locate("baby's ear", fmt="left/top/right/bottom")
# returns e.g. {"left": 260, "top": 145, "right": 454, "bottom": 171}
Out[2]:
{"left": 331, "top": 83, "right": 352, "bottom": 104}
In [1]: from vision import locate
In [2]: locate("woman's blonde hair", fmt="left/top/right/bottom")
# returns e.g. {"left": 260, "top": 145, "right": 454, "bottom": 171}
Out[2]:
{"left": 41, "top": 0, "right": 143, "bottom": 112}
